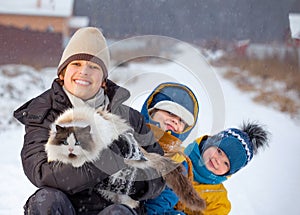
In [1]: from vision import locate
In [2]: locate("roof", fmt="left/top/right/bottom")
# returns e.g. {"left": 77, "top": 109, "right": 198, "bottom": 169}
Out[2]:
{"left": 289, "top": 13, "right": 300, "bottom": 39}
{"left": 0, "top": 0, "right": 74, "bottom": 17}
{"left": 69, "top": 16, "right": 90, "bottom": 28}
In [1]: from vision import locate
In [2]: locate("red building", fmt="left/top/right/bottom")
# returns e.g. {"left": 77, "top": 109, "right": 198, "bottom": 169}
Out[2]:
{"left": 0, "top": 0, "right": 89, "bottom": 67}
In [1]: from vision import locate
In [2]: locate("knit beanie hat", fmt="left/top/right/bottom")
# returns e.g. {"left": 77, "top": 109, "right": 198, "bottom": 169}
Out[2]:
{"left": 201, "top": 122, "right": 269, "bottom": 175}
{"left": 57, "top": 27, "right": 110, "bottom": 79}
{"left": 149, "top": 93, "right": 194, "bottom": 126}
{"left": 141, "top": 82, "right": 199, "bottom": 142}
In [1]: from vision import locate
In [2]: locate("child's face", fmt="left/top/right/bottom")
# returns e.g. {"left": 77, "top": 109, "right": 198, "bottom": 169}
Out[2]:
{"left": 60, "top": 60, "right": 104, "bottom": 100}
{"left": 202, "top": 146, "right": 230, "bottom": 175}
{"left": 151, "top": 109, "right": 186, "bottom": 133}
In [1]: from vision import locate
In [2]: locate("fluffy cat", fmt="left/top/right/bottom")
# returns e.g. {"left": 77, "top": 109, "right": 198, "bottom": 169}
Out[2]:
{"left": 46, "top": 106, "right": 131, "bottom": 167}
{"left": 45, "top": 106, "right": 205, "bottom": 211}
{"left": 46, "top": 125, "right": 94, "bottom": 167}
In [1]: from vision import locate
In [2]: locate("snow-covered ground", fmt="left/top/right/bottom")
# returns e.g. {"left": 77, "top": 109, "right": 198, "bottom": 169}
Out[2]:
{"left": 0, "top": 43, "right": 299, "bottom": 214}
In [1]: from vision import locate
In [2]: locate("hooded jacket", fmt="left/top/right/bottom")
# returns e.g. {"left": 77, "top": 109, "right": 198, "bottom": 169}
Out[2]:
{"left": 141, "top": 82, "right": 199, "bottom": 214}
{"left": 141, "top": 82, "right": 199, "bottom": 143}
{"left": 13, "top": 78, "right": 165, "bottom": 214}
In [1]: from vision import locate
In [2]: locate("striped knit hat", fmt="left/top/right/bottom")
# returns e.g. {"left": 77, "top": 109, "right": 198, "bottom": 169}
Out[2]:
{"left": 202, "top": 122, "right": 269, "bottom": 175}
{"left": 57, "top": 27, "right": 110, "bottom": 79}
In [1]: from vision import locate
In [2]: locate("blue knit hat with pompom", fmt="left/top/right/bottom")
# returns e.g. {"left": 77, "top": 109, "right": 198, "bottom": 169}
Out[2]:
{"left": 201, "top": 122, "right": 269, "bottom": 175}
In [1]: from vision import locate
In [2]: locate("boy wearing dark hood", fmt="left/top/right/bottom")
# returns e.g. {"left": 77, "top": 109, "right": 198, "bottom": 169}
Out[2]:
{"left": 140, "top": 82, "right": 199, "bottom": 214}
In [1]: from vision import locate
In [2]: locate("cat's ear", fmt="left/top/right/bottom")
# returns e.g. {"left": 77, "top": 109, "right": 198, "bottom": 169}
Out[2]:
{"left": 82, "top": 125, "right": 91, "bottom": 132}
{"left": 55, "top": 125, "right": 65, "bottom": 132}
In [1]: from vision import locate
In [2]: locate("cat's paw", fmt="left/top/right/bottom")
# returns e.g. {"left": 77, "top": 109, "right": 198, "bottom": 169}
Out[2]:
{"left": 118, "top": 195, "right": 139, "bottom": 208}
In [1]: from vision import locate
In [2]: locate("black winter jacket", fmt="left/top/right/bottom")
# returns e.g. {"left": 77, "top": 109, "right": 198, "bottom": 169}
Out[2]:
{"left": 13, "top": 78, "right": 165, "bottom": 214}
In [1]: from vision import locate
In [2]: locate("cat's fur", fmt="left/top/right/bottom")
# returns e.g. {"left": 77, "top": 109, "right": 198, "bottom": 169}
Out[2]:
{"left": 45, "top": 106, "right": 205, "bottom": 211}
{"left": 46, "top": 106, "right": 130, "bottom": 167}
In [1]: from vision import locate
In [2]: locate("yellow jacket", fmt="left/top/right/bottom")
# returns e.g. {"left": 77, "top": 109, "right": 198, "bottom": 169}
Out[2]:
{"left": 173, "top": 136, "right": 231, "bottom": 215}
{"left": 149, "top": 126, "right": 231, "bottom": 215}
{"left": 183, "top": 182, "right": 231, "bottom": 215}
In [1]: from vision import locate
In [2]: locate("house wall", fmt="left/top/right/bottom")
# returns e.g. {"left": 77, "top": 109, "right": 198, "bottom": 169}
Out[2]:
{"left": 0, "top": 25, "right": 63, "bottom": 67}
{"left": 0, "top": 14, "right": 69, "bottom": 36}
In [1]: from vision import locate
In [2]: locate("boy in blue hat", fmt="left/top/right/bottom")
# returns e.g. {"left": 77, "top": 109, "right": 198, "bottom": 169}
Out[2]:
{"left": 182, "top": 121, "right": 269, "bottom": 215}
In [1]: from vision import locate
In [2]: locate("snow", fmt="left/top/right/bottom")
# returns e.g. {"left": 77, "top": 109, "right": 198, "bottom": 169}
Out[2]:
{"left": 218, "top": 74, "right": 300, "bottom": 214}
{"left": 289, "top": 13, "right": 300, "bottom": 39}
{"left": 0, "top": 41, "right": 299, "bottom": 214}
{"left": 246, "top": 44, "right": 297, "bottom": 61}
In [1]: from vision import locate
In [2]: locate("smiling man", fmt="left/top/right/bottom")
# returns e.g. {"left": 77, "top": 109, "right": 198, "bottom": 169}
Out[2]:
{"left": 13, "top": 27, "right": 165, "bottom": 215}
{"left": 60, "top": 60, "right": 105, "bottom": 100}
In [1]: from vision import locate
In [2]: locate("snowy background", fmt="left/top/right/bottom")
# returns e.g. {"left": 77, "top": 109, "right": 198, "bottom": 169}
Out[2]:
{"left": 0, "top": 42, "right": 300, "bottom": 215}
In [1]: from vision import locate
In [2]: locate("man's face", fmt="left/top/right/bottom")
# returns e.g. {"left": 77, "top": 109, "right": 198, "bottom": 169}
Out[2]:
{"left": 151, "top": 109, "right": 186, "bottom": 133}
{"left": 60, "top": 60, "right": 104, "bottom": 100}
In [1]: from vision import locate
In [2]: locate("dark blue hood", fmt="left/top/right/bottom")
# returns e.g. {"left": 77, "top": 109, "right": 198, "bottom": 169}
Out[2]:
{"left": 141, "top": 82, "right": 199, "bottom": 141}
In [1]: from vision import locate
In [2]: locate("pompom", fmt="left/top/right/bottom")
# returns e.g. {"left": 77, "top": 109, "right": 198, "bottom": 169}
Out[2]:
{"left": 240, "top": 121, "right": 270, "bottom": 154}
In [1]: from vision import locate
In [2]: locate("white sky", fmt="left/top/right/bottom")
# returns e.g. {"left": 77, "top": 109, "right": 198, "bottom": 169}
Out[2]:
{"left": 289, "top": 13, "right": 300, "bottom": 39}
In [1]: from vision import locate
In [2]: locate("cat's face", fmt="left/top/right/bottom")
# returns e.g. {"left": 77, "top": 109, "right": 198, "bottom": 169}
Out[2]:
{"left": 46, "top": 125, "right": 97, "bottom": 167}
